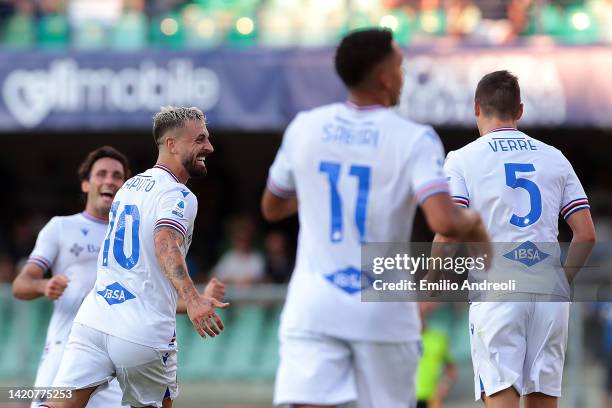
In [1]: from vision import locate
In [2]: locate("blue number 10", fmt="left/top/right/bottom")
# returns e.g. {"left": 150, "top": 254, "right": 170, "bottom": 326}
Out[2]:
{"left": 504, "top": 163, "right": 542, "bottom": 227}
{"left": 102, "top": 201, "right": 141, "bottom": 269}
{"left": 319, "top": 161, "right": 371, "bottom": 243}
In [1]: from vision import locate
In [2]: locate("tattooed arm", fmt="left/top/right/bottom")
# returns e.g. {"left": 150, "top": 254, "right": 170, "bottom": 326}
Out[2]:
{"left": 154, "top": 226, "right": 229, "bottom": 337}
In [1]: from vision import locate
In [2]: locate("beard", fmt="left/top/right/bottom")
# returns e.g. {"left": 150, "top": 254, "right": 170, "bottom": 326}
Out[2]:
{"left": 182, "top": 155, "right": 207, "bottom": 178}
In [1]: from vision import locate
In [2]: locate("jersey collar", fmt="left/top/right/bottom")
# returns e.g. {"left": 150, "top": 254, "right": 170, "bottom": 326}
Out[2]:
{"left": 484, "top": 127, "right": 518, "bottom": 136}
{"left": 153, "top": 164, "right": 181, "bottom": 183}
{"left": 344, "top": 101, "right": 386, "bottom": 112}
{"left": 81, "top": 211, "right": 108, "bottom": 224}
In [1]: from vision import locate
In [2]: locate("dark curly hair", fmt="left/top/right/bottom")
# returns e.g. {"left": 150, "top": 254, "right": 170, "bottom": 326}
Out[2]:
{"left": 335, "top": 28, "right": 394, "bottom": 89}
{"left": 77, "top": 146, "right": 131, "bottom": 182}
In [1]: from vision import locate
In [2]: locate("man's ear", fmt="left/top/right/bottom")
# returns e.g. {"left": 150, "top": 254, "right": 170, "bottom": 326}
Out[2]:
{"left": 516, "top": 103, "right": 524, "bottom": 121}
{"left": 165, "top": 135, "right": 177, "bottom": 154}
{"left": 81, "top": 179, "right": 90, "bottom": 194}
{"left": 474, "top": 99, "right": 480, "bottom": 117}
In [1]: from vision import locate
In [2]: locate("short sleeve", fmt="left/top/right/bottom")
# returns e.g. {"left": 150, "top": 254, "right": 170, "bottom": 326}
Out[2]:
{"left": 154, "top": 187, "right": 198, "bottom": 241}
{"left": 27, "top": 217, "right": 61, "bottom": 272}
{"left": 444, "top": 150, "right": 470, "bottom": 208}
{"left": 267, "top": 115, "right": 300, "bottom": 198}
{"left": 559, "top": 158, "right": 589, "bottom": 220}
{"left": 410, "top": 128, "right": 449, "bottom": 204}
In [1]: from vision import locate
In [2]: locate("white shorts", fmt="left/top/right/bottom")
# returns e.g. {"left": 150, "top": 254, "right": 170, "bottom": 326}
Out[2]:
{"left": 32, "top": 337, "right": 125, "bottom": 408}
{"left": 53, "top": 323, "right": 178, "bottom": 408}
{"left": 469, "top": 297, "right": 570, "bottom": 401}
{"left": 274, "top": 331, "right": 420, "bottom": 407}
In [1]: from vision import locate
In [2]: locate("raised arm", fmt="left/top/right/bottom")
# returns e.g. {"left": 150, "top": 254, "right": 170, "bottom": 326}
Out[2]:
{"left": 13, "top": 217, "right": 67, "bottom": 300}
{"left": 154, "top": 227, "right": 228, "bottom": 337}
{"left": 12, "top": 263, "right": 69, "bottom": 300}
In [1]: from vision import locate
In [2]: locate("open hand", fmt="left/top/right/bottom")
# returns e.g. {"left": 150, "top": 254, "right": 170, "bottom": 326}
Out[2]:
{"left": 187, "top": 296, "right": 230, "bottom": 338}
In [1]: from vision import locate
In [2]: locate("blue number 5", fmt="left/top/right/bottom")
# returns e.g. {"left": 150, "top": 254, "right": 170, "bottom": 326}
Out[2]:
{"left": 319, "top": 161, "right": 371, "bottom": 243}
{"left": 504, "top": 163, "right": 542, "bottom": 227}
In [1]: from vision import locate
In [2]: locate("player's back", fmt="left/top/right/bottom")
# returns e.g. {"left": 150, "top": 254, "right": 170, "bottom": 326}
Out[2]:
{"left": 445, "top": 128, "right": 589, "bottom": 298}
{"left": 270, "top": 102, "right": 448, "bottom": 341}
{"left": 75, "top": 165, "right": 197, "bottom": 349}
{"left": 446, "top": 128, "right": 586, "bottom": 243}
{"left": 290, "top": 102, "right": 444, "bottom": 262}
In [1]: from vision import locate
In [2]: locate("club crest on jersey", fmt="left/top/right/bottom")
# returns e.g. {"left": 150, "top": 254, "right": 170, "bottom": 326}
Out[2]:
{"left": 97, "top": 282, "right": 136, "bottom": 305}
{"left": 503, "top": 241, "right": 549, "bottom": 267}
{"left": 324, "top": 266, "right": 375, "bottom": 295}
{"left": 171, "top": 199, "right": 186, "bottom": 218}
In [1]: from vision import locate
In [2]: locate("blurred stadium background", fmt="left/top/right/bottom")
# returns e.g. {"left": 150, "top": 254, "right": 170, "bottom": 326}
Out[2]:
{"left": 0, "top": 0, "right": 611, "bottom": 407}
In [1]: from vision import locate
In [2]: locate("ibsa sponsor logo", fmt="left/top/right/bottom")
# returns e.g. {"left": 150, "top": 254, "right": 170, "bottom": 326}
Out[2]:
{"left": 324, "top": 266, "right": 375, "bottom": 295}
{"left": 503, "top": 241, "right": 550, "bottom": 267}
{"left": 97, "top": 281, "right": 136, "bottom": 305}
{"left": 1, "top": 59, "right": 221, "bottom": 128}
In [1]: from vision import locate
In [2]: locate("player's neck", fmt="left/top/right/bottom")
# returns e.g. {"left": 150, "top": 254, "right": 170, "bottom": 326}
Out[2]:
{"left": 478, "top": 119, "right": 518, "bottom": 137}
{"left": 84, "top": 207, "right": 108, "bottom": 222}
{"left": 155, "top": 155, "right": 189, "bottom": 184}
{"left": 347, "top": 92, "right": 391, "bottom": 108}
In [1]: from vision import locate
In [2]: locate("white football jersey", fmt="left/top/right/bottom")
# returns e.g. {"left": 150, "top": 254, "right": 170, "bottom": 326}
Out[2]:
{"left": 444, "top": 128, "right": 589, "bottom": 298}
{"left": 27, "top": 212, "right": 108, "bottom": 346}
{"left": 268, "top": 102, "right": 449, "bottom": 342}
{"left": 75, "top": 164, "right": 197, "bottom": 349}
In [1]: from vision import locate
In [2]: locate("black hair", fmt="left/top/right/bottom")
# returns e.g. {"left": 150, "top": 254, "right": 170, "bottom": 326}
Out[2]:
{"left": 475, "top": 70, "right": 522, "bottom": 120}
{"left": 335, "top": 28, "right": 394, "bottom": 89}
{"left": 78, "top": 146, "right": 130, "bottom": 181}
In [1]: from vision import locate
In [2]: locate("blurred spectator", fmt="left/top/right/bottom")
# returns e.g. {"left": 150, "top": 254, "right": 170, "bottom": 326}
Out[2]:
{"left": 112, "top": 0, "right": 147, "bottom": 50}
{"left": 264, "top": 231, "right": 292, "bottom": 283}
{"left": 212, "top": 214, "right": 265, "bottom": 286}
{"left": 38, "top": 0, "right": 69, "bottom": 49}
{"left": 506, "top": 0, "right": 533, "bottom": 42}
{"left": 597, "top": 302, "right": 612, "bottom": 408}
{"left": 9, "top": 212, "right": 45, "bottom": 264}
{"left": 416, "top": 303, "right": 458, "bottom": 408}
{"left": 0, "top": 254, "right": 15, "bottom": 283}
{"left": 2, "top": 0, "right": 35, "bottom": 48}
{"left": 446, "top": 0, "right": 481, "bottom": 38}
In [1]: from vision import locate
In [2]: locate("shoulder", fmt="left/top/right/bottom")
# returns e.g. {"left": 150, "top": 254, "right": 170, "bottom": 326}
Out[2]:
{"left": 160, "top": 184, "right": 197, "bottom": 205}
{"left": 384, "top": 112, "right": 441, "bottom": 145}
{"left": 524, "top": 134, "right": 570, "bottom": 164}
{"left": 291, "top": 103, "right": 342, "bottom": 126}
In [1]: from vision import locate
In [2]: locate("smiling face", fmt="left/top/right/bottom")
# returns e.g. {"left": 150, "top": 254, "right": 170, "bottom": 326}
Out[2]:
{"left": 81, "top": 157, "right": 126, "bottom": 216}
{"left": 175, "top": 119, "right": 214, "bottom": 178}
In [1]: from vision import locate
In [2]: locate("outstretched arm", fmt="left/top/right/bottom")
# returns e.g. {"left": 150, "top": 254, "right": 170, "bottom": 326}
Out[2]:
{"left": 176, "top": 278, "right": 225, "bottom": 314}
{"left": 154, "top": 227, "right": 229, "bottom": 337}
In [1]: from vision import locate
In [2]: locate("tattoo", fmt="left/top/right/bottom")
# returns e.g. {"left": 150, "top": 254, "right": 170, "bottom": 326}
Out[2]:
{"left": 173, "top": 265, "right": 187, "bottom": 279}
{"left": 154, "top": 227, "right": 195, "bottom": 301}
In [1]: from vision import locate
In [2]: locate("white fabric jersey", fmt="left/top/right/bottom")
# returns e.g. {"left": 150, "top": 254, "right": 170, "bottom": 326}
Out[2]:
{"left": 27, "top": 212, "right": 108, "bottom": 347}
{"left": 75, "top": 164, "right": 197, "bottom": 349}
{"left": 444, "top": 128, "right": 590, "bottom": 298}
{"left": 268, "top": 102, "right": 449, "bottom": 342}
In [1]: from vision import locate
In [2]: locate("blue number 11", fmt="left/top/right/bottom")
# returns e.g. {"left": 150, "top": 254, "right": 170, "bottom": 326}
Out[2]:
{"left": 319, "top": 161, "right": 371, "bottom": 243}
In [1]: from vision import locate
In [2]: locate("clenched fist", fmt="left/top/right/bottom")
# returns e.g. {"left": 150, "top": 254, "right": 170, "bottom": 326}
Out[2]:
{"left": 44, "top": 275, "right": 69, "bottom": 300}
